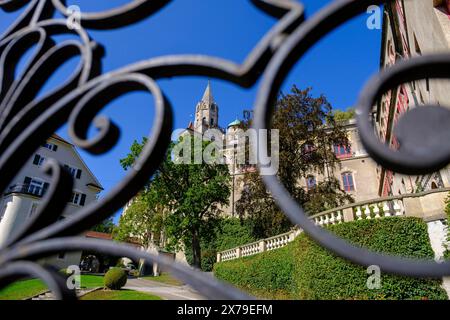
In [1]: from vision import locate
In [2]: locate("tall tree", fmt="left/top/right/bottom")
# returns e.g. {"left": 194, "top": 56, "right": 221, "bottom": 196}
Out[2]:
{"left": 304, "top": 178, "right": 354, "bottom": 215}
{"left": 114, "top": 189, "right": 164, "bottom": 248}
{"left": 333, "top": 107, "right": 356, "bottom": 123}
{"left": 236, "top": 86, "right": 352, "bottom": 238}
{"left": 120, "top": 136, "right": 230, "bottom": 269}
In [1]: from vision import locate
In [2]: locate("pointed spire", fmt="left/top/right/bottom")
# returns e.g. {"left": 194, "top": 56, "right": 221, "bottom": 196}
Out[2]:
{"left": 201, "top": 80, "right": 214, "bottom": 105}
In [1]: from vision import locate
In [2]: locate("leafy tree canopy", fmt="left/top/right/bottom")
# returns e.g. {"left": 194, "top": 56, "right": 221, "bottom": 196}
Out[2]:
{"left": 236, "top": 86, "right": 353, "bottom": 238}
{"left": 117, "top": 136, "right": 231, "bottom": 268}
{"left": 333, "top": 107, "right": 356, "bottom": 123}
{"left": 91, "top": 218, "right": 115, "bottom": 234}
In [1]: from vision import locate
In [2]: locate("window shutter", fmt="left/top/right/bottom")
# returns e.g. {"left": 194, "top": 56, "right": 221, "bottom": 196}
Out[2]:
{"left": 24, "top": 176, "right": 32, "bottom": 185}
{"left": 42, "top": 182, "right": 50, "bottom": 195}
{"left": 80, "top": 194, "right": 86, "bottom": 206}
{"left": 33, "top": 154, "right": 40, "bottom": 165}
{"left": 76, "top": 169, "right": 82, "bottom": 179}
{"left": 52, "top": 144, "right": 58, "bottom": 152}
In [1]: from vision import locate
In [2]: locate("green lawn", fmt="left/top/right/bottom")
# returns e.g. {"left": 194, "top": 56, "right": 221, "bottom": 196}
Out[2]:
{"left": 140, "top": 273, "right": 183, "bottom": 286}
{"left": 80, "top": 289, "right": 162, "bottom": 300}
{"left": 0, "top": 275, "right": 104, "bottom": 300}
{"left": 0, "top": 279, "right": 47, "bottom": 300}
{"left": 78, "top": 275, "right": 104, "bottom": 289}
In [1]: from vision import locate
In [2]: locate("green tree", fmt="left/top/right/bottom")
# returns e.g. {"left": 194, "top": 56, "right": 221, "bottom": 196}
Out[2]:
{"left": 120, "top": 136, "right": 231, "bottom": 269}
{"left": 333, "top": 107, "right": 356, "bottom": 123}
{"left": 304, "top": 178, "right": 354, "bottom": 215}
{"left": 236, "top": 86, "right": 352, "bottom": 238}
{"left": 91, "top": 218, "right": 115, "bottom": 234}
{"left": 114, "top": 190, "right": 164, "bottom": 248}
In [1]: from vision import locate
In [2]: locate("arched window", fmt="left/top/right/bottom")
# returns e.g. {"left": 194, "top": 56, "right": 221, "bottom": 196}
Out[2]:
{"left": 210, "top": 118, "right": 214, "bottom": 126}
{"left": 341, "top": 172, "right": 355, "bottom": 192}
{"left": 306, "top": 175, "right": 316, "bottom": 190}
{"left": 431, "top": 182, "right": 438, "bottom": 190}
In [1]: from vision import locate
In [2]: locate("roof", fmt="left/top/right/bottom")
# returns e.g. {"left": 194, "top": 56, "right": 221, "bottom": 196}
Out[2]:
{"left": 227, "top": 119, "right": 241, "bottom": 127}
{"left": 51, "top": 133, "right": 73, "bottom": 146}
{"left": 201, "top": 80, "right": 214, "bottom": 105}
{"left": 48, "top": 134, "right": 103, "bottom": 190}
{"left": 84, "top": 231, "right": 113, "bottom": 240}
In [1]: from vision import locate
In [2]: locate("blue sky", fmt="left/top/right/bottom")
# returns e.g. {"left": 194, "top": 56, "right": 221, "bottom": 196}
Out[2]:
{"left": 0, "top": 0, "right": 382, "bottom": 223}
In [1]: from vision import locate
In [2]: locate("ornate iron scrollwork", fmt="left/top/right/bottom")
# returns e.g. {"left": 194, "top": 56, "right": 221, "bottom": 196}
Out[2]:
{"left": 0, "top": 0, "right": 449, "bottom": 300}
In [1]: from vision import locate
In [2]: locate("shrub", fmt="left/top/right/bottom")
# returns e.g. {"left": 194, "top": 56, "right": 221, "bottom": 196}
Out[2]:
{"left": 104, "top": 268, "right": 127, "bottom": 290}
{"left": 201, "top": 249, "right": 217, "bottom": 272}
{"left": 215, "top": 219, "right": 256, "bottom": 252}
{"left": 214, "top": 245, "right": 294, "bottom": 299}
{"left": 214, "top": 217, "right": 448, "bottom": 300}
{"left": 185, "top": 218, "right": 256, "bottom": 271}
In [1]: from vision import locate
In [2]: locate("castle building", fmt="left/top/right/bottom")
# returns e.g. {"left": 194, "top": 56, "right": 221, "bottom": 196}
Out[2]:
{"left": 0, "top": 134, "right": 103, "bottom": 269}
{"left": 187, "top": 83, "right": 380, "bottom": 214}
{"left": 184, "top": 82, "right": 251, "bottom": 217}
{"left": 300, "top": 119, "right": 380, "bottom": 203}
{"left": 376, "top": 0, "right": 450, "bottom": 196}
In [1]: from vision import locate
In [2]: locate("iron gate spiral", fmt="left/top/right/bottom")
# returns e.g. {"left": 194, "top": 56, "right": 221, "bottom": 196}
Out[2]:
{"left": 0, "top": 0, "right": 449, "bottom": 300}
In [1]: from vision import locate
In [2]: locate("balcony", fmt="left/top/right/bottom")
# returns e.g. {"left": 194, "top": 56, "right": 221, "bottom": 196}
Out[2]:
{"left": 4, "top": 183, "right": 45, "bottom": 198}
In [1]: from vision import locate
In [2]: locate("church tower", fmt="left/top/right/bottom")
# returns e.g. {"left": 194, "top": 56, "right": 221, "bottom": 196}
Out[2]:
{"left": 194, "top": 81, "right": 219, "bottom": 134}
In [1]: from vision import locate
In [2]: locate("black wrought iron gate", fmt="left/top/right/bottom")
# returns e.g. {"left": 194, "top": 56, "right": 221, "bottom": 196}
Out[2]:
{"left": 0, "top": 0, "right": 449, "bottom": 300}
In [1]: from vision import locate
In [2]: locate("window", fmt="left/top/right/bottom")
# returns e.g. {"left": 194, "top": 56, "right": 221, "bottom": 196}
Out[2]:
{"left": 42, "top": 142, "right": 57, "bottom": 152}
{"left": 306, "top": 176, "right": 316, "bottom": 190}
{"left": 334, "top": 144, "right": 352, "bottom": 158}
{"left": 23, "top": 177, "right": 49, "bottom": 197}
{"left": 69, "top": 192, "right": 87, "bottom": 206}
{"left": 210, "top": 118, "right": 214, "bottom": 126}
{"left": 342, "top": 172, "right": 355, "bottom": 192}
{"left": 303, "top": 143, "right": 315, "bottom": 153}
{"left": 32, "top": 154, "right": 45, "bottom": 166}
{"left": 64, "top": 165, "right": 82, "bottom": 179}
{"left": 29, "top": 203, "right": 39, "bottom": 218}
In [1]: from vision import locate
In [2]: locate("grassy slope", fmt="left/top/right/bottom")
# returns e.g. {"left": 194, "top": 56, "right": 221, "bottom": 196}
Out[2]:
{"left": 214, "top": 217, "right": 448, "bottom": 300}
{"left": 0, "top": 279, "right": 47, "bottom": 300}
{"left": 0, "top": 275, "right": 104, "bottom": 300}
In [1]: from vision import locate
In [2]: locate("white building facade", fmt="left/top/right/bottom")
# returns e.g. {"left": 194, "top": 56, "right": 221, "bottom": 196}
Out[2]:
{"left": 0, "top": 134, "right": 103, "bottom": 269}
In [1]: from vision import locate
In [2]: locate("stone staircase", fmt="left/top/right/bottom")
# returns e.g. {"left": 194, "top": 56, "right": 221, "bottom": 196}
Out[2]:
{"left": 31, "top": 291, "right": 55, "bottom": 300}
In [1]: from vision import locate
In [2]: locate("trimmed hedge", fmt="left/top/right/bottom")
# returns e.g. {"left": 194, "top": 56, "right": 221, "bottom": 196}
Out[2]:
{"left": 104, "top": 268, "right": 127, "bottom": 290}
{"left": 214, "top": 217, "right": 447, "bottom": 300}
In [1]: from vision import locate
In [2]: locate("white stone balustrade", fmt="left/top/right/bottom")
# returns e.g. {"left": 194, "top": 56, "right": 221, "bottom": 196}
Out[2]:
{"left": 216, "top": 231, "right": 296, "bottom": 262}
{"left": 217, "top": 188, "right": 450, "bottom": 263}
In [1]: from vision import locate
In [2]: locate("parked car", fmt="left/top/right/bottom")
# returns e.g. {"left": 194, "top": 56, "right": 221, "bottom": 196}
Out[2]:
{"left": 123, "top": 263, "right": 137, "bottom": 275}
